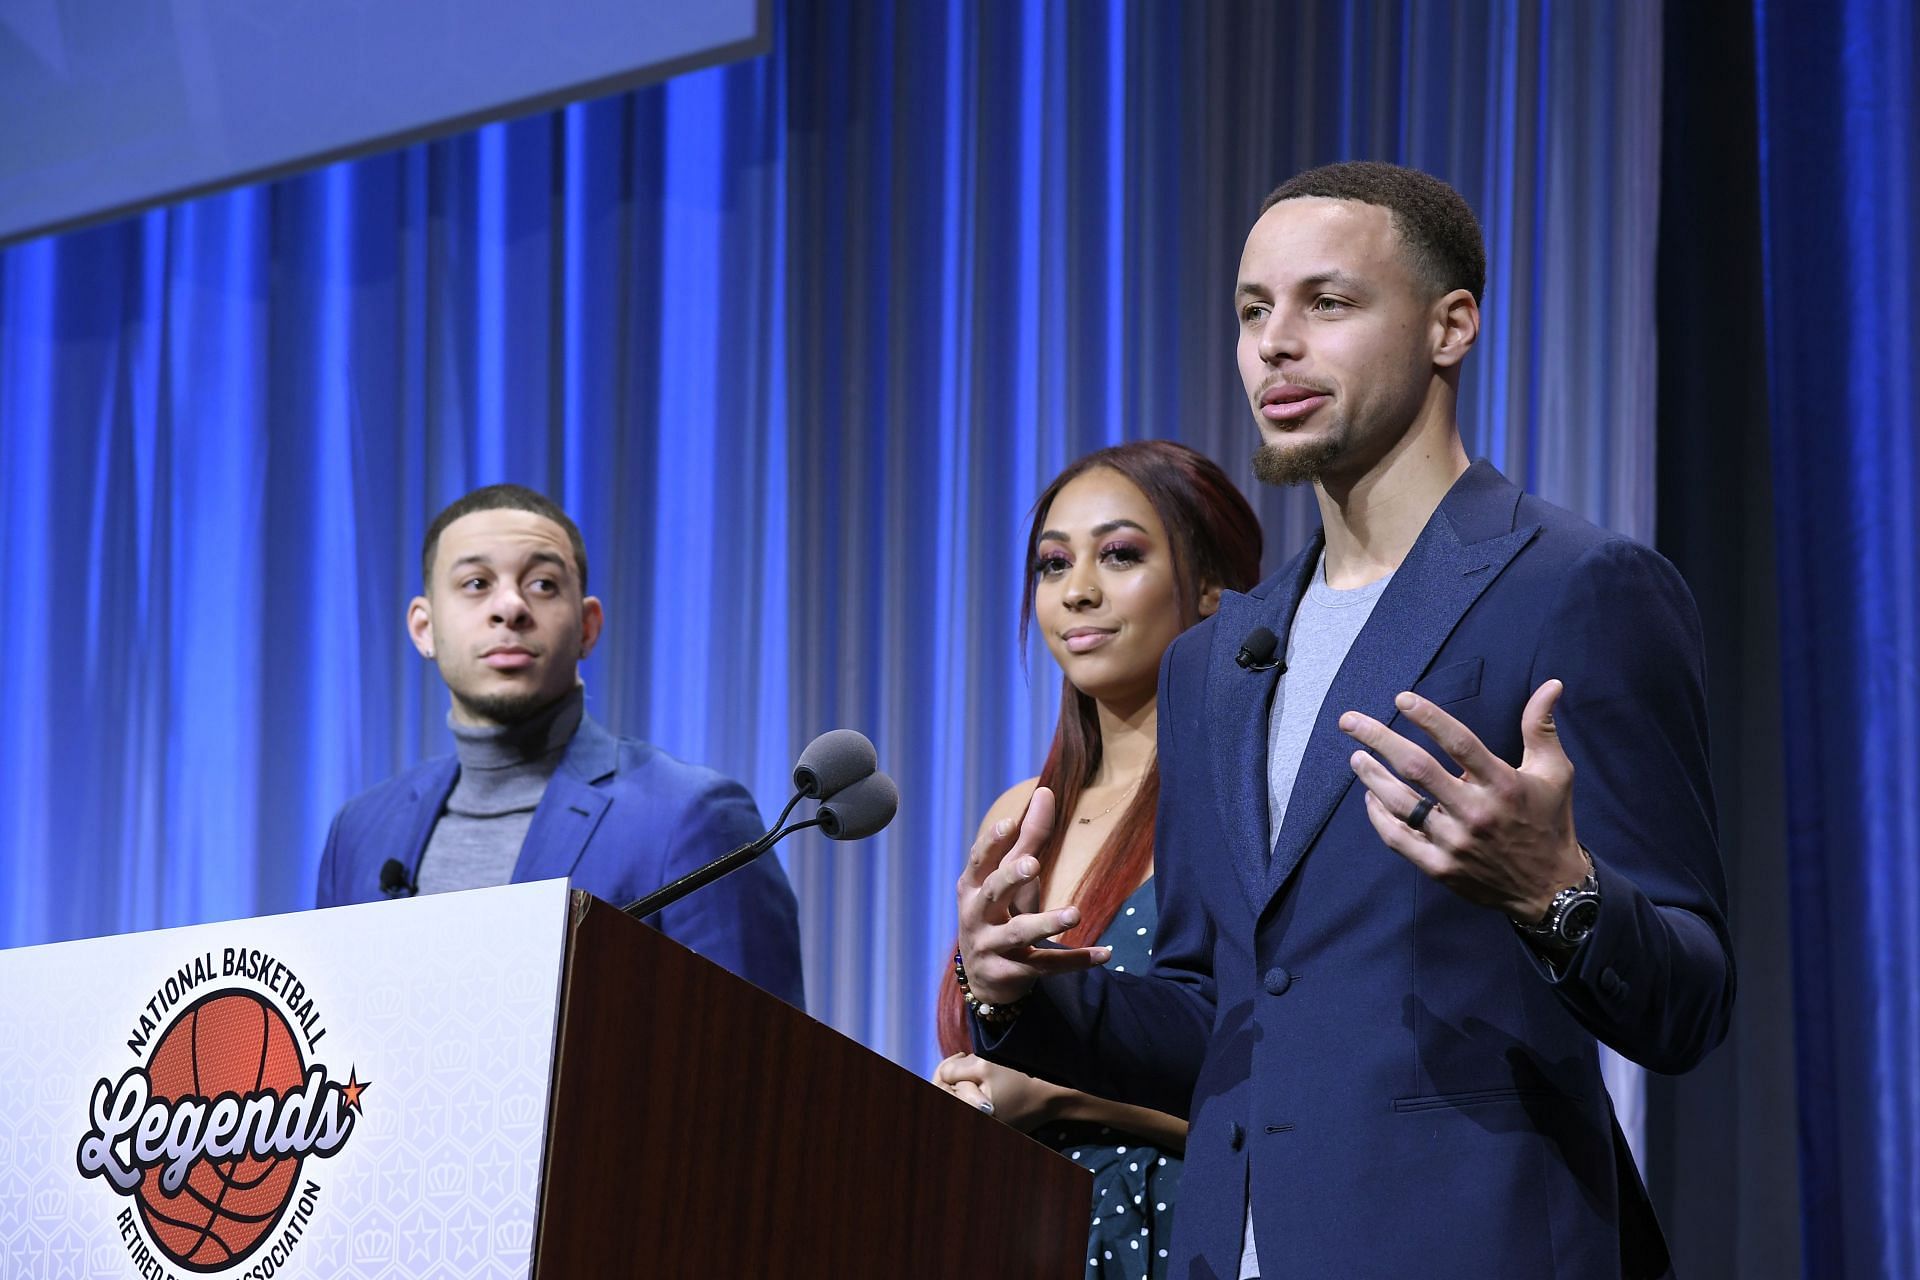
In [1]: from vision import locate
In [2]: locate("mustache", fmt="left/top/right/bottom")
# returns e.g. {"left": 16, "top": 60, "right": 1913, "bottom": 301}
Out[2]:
{"left": 1260, "top": 375, "right": 1334, "bottom": 397}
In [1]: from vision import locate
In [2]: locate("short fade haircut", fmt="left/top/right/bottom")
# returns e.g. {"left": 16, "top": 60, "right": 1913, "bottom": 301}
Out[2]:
{"left": 1261, "top": 161, "right": 1486, "bottom": 304}
{"left": 420, "top": 484, "right": 589, "bottom": 591}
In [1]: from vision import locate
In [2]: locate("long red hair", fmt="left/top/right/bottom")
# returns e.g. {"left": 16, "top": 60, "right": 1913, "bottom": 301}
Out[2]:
{"left": 939, "top": 441, "right": 1262, "bottom": 1055}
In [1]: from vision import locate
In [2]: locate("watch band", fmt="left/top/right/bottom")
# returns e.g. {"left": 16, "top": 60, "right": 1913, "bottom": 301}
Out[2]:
{"left": 1513, "top": 849, "right": 1601, "bottom": 960}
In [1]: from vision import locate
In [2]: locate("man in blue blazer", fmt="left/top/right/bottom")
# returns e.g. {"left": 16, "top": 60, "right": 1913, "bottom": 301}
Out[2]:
{"left": 317, "top": 485, "right": 804, "bottom": 1010}
{"left": 958, "top": 164, "right": 1730, "bottom": 1277}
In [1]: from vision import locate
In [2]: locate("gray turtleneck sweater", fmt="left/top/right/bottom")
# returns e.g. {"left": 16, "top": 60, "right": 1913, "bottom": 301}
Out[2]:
{"left": 415, "top": 686, "right": 585, "bottom": 895}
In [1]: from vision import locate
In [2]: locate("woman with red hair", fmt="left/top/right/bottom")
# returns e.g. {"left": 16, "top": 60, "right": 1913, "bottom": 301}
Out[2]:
{"left": 934, "top": 440, "right": 1262, "bottom": 1278}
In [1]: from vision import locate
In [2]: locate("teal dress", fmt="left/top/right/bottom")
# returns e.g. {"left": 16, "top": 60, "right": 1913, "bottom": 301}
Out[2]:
{"left": 1028, "top": 879, "right": 1184, "bottom": 1279}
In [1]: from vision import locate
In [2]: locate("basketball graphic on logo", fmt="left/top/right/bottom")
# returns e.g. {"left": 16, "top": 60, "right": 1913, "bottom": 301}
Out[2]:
{"left": 135, "top": 990, "right": 306, "bottom": 1270}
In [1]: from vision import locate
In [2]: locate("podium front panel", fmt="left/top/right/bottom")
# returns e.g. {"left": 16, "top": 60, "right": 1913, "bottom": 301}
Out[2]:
{"left": 0, "top": 879, "right": 571, "bottom": 1279}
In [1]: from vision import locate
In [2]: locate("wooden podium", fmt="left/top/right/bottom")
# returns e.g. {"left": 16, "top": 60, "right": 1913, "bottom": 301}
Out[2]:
{"left": 0, "top": 881, "right": 1088, "bottom": 1276}
{"left": 535, "top": 891, "right": 1091, "bottom": 1276}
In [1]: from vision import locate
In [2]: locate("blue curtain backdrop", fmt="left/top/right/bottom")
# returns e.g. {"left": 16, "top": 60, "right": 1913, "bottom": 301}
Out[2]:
{"left": 1756, "top": 1, "right": 1920, "bottom": 1276}
{"left": 0, "top": 0, "right": 1663, "bottom": 1114}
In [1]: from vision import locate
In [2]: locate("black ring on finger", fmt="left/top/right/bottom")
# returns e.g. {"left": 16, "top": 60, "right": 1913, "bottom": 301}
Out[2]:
{"left": 1405, "top": 795, "right": 1437, "bottom": 832}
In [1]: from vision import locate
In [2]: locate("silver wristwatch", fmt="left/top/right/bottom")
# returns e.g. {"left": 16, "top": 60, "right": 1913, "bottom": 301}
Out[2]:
{"left": 1513, "top": 860, "right": 1601, "bottom": 960}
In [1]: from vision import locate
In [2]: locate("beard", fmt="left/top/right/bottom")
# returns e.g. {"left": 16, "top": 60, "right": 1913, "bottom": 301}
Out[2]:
{"left": 1251, "top": 435, "right": 1344, "bottom": 487}
{"left": 451, "top": 680, "right": 570, "bottom": 727}
{"left": 457, "top": 689, "right": 549, "bottom": 725}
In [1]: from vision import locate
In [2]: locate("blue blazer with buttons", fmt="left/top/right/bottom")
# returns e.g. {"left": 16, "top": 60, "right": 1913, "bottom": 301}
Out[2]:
{"left": 316, "top": 713, "right": 805, "bottom": 1010}
{"left": 983, "top": 461, "right": 1732, "bottom": 1278}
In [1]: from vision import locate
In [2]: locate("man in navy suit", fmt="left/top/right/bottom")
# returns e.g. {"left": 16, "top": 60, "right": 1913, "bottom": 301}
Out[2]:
{"left": 317, "top": 484, "right": 804, "bottom": 1009}
{"left": 958, "top": 163, "right": 1730, "bottom": 1277}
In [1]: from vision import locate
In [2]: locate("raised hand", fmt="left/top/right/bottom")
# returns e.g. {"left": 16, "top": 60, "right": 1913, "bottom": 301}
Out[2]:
{"left": 955, "top": 786, "right": 1112, "bottom": 1006}
{"left": 1339, "top": 678, "right": 1589, "bottom": 921}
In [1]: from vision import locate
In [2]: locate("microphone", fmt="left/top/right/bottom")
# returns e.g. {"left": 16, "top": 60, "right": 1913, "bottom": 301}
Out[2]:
{"left": 793, "top": 729, "right": 879, "bottom": 799}
{"left": 815, "top": 771, "right": 899, "bottom": 840}
{"left": 623, "top": 729, "right": 897, "bottom": 921}
{"left": 379, "top": 859, "right": 417, "bottom": 899}
{"left": 1235, "top": 626, "right": 1283, "bottom": 672}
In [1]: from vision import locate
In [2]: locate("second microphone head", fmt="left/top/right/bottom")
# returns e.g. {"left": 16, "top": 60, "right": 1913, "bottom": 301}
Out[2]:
{"left": 816, "top": 771, "right": 899, "bottom": 841}
{"left": 793, "top": 728, "right": 879, "bottom": 800}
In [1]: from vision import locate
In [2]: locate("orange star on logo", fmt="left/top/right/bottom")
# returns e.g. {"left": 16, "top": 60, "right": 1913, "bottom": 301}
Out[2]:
{"left": 340, "top": 1068, "right": 370, "bottom": 1113}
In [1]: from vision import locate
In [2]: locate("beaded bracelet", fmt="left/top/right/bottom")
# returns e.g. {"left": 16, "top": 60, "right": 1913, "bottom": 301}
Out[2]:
{"left": 952, "top": 949, "right": 1028, "bottom": 1025}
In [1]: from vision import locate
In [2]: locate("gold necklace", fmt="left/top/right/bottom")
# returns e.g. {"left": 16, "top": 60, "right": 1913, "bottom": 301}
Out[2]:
{"left": 1076, "top": 779, "right": 1141, "bottom": 825}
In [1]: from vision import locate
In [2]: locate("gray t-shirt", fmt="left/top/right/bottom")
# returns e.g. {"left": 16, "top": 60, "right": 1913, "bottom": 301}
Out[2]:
{"left": 1243, "top": 552, "right": 1392, "bottom": 1280}
{"left": 415, "top": 686, "right": 584, "bottom": 895}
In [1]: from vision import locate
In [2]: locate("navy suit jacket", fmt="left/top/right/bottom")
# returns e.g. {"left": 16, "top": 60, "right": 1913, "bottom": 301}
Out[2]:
{"left": 984, "top": 462, "right": 1733, "bottom": 1278}
{"left": 316, "top": 713, "right": 805, "bottom": 1010}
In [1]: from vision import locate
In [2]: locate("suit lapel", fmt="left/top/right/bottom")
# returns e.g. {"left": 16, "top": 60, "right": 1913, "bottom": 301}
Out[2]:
{"left": 1260, "top": 463, "right": 1539, "bottom": 908}
{"left": 1207, "top": 540, "right": 1321, "bottom": 912}
{"left": 402, "top": 758, "right": 460, "bottom": 885}
{"left": 511, "top": 713, "right": 616, "bottom": 884}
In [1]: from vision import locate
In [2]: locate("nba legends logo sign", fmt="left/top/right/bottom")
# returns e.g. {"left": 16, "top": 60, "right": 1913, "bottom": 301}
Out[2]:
{"left": 73, "top": 948, "right": 368, "bottom": 1278}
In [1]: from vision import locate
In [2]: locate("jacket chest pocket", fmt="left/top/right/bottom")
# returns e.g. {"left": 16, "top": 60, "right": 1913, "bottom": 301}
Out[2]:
{"left": 1412, "top": 656, "right": 1482, "bottom": 706}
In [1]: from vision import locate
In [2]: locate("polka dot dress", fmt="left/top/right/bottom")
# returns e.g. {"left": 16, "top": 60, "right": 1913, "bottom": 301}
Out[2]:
{"left": 1028, "top": 880, "right": 1182, "bottom": 1279}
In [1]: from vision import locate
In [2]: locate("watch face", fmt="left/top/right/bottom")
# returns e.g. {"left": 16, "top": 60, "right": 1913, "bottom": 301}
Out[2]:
{"left": 1558, "top": 897, "right": 1602, "bottom": 943}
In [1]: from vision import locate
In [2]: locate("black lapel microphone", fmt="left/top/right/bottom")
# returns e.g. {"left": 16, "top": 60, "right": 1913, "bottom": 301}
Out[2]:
{"left": 378, "top": 858, "right": 418, "bottom": 899}
{"left": 1235, "top": 626, "right": 1284, "bottom": 673}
